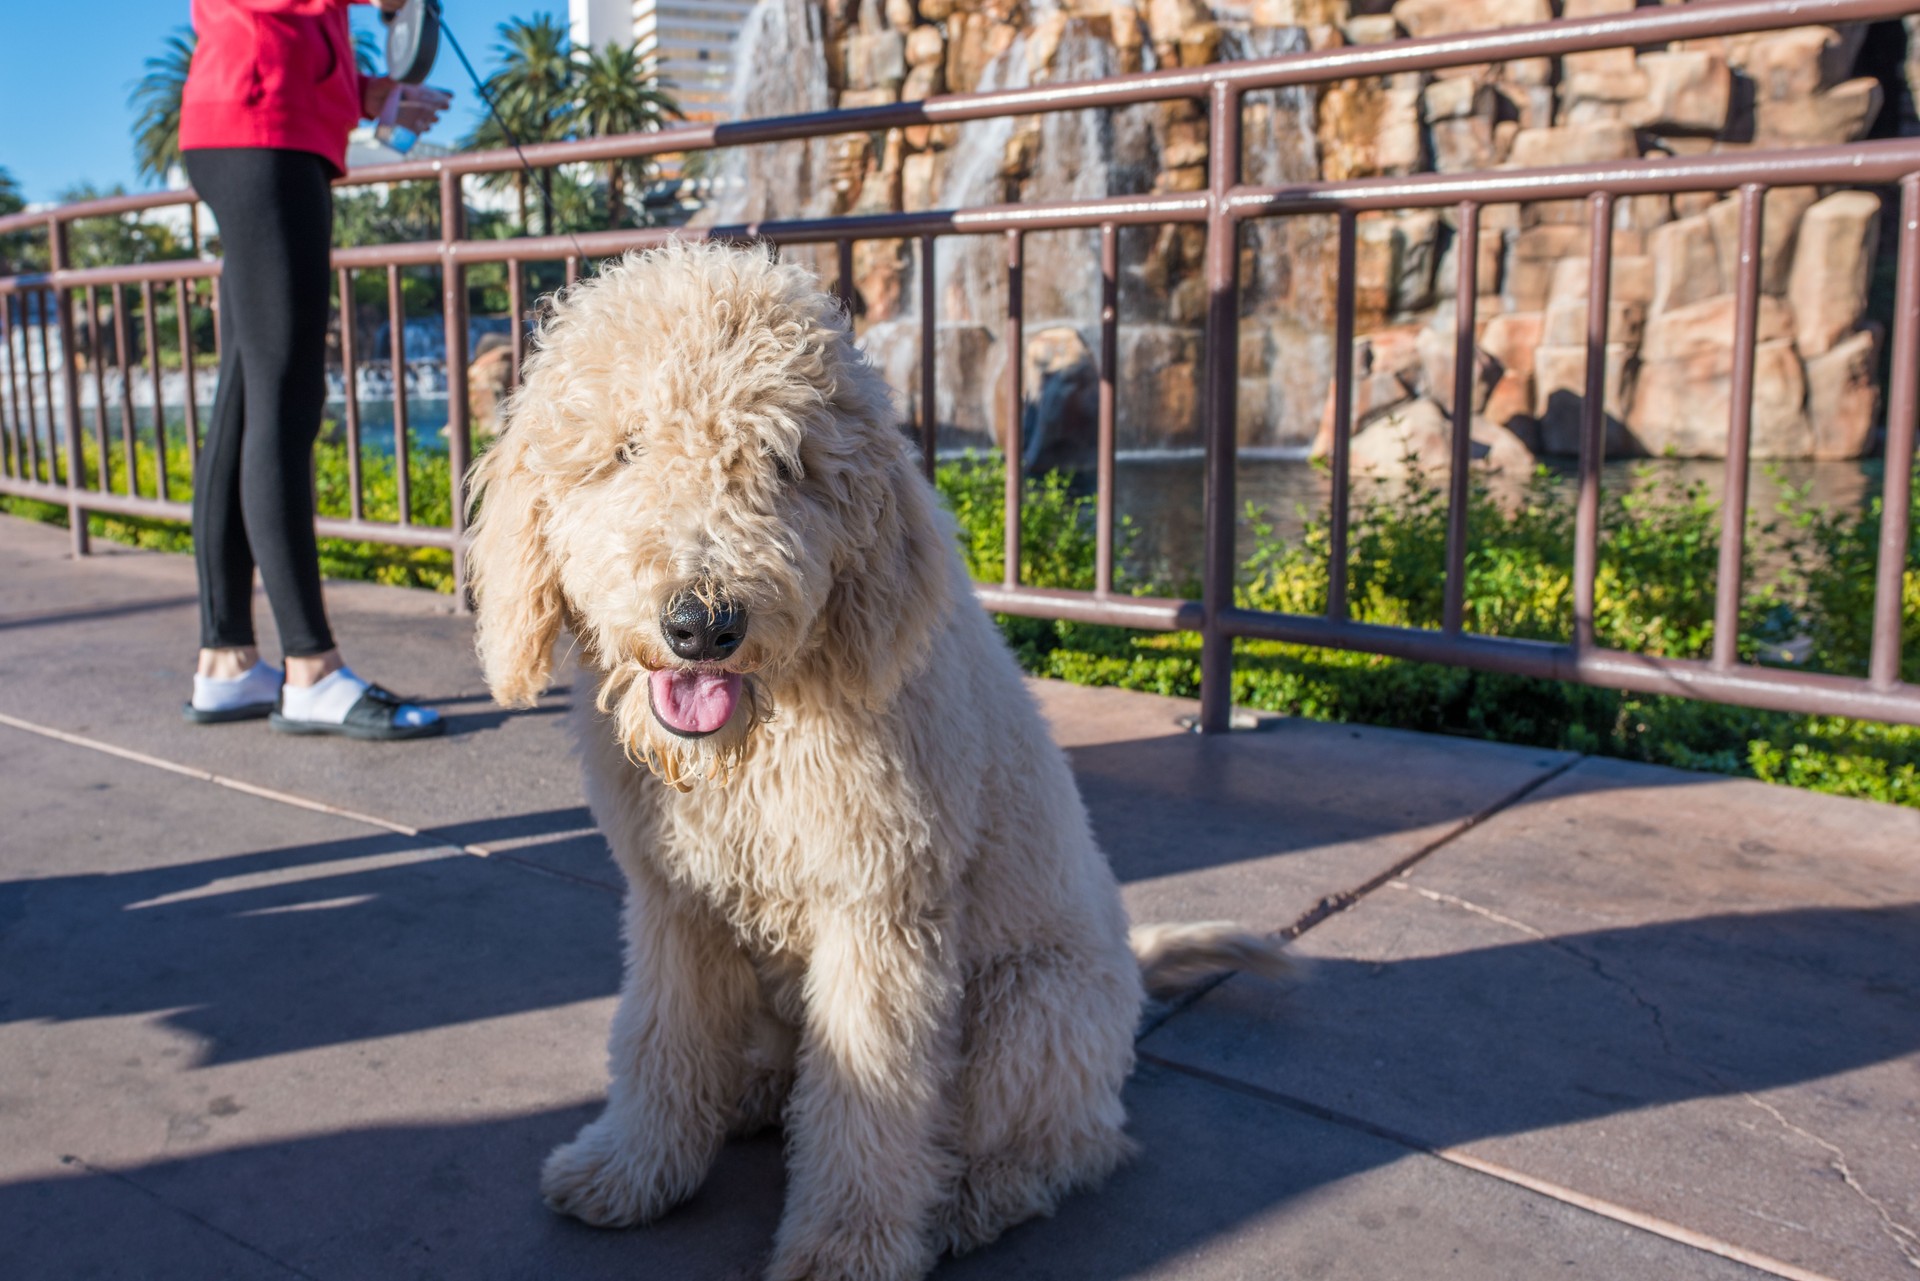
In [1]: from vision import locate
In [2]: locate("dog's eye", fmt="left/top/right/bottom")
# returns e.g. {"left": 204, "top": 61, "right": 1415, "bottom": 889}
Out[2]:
{"left": 615, "top": 440, "right": 642, "bottom": 466}
{"left": 767, "top": 450, "right": 798, "bottom": 484}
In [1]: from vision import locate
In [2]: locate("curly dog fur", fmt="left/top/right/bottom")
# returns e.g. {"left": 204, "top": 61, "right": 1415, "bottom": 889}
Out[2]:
{"left": 466, "top": 241, "right": 1284, "bottom": 1281}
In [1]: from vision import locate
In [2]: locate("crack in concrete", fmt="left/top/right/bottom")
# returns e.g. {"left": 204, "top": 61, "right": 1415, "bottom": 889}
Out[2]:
{"left": 1388, "top": 881, "right": 1680, "bottom": 1058}
{"left": 1733, "top": 1093, "right": 1920, "bottom": 1274}
{"left": 59, "top": 1154, "right": 323, "bottom": 1280}
{"left": 1391, "top": 880, "right": 1920, "bottom": 1273}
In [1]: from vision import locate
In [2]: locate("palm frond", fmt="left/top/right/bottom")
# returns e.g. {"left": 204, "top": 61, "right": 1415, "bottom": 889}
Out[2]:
{"left": 128, "top": 27, "right": 197, "bottom": 186}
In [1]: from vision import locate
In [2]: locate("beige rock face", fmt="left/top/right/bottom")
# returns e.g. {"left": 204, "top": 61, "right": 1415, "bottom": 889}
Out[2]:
{"left": 1648, "top": 213, "right": 1724, "bottom": 313}
{"left": 467, "top": 343, "right": 514, "bottom": 442}
{"left": 905, "top": 24, "right": 944, "bottom": 66}
{"left": 1629, "top": 50, "right": 1730, "bottom": 133}
{"left": 1804, "top": 324, "right": 1882, "bottom": 460}
{"left": 1504, "top": 225, "right": 1588, "bottom": 312}
{"left": 842, "top": 30, "right": 907, "bottom": 91}
{"left": 1506, "top": 120, "right": 1639, "bottom": 168}
{"left": 1392, "top": 0, "right": 1550, "bottom": 40}
{"left": 1640, "top": 293, "right": 1794, "bottom": 361}
{"left": 1701, "top": 186, "right": 1816, "bottom": 298}
{"left": 1535, "top": 341, "right": 1636, "bottom": 455}
{"left": 1348, "top": 396, "right": 1538, "bottom": 479}
{"left": 1755, "top": 76, "right": 1883, "bottom": 147}
{"left": 1628, "top": 339, "right": 1810, "bottom": 459}
{"left": 1356, "top": 210, "right": 1441, "bottom": 321}
{"left": 1788, "top": 190, "right": 1882, "bottom": 358}
{"left": 1417, "top": 308, "right": 1500, "bottom": 416}
{"left": 1481, "top": 311, "right": 1544, "bottom": 380}
{"left": 803, "top": 0, "right": 1891, "bottom": 461}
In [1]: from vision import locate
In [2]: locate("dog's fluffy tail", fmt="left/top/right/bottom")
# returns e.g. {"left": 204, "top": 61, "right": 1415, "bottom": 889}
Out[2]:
{"left": 1128, "top": 922, "right": 1293, "bottom": 998}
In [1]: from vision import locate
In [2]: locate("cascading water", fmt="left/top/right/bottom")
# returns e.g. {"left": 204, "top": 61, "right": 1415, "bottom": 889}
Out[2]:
{"left": 696, "top": 0, "right": 836, "bottom": 227}
{"left": 859, "top": 24, "right": 1162, "bottom": 462}
{"left": 1225, "top": 23, "right": 1337, "bottom": 452}
{"left": 697, "top": 3, "right": 1334, "bottom": 459}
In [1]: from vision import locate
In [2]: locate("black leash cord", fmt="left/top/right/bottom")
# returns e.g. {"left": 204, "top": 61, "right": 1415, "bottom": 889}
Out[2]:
{"left": 428, "top": 0, "right": 591, "bottom": 262}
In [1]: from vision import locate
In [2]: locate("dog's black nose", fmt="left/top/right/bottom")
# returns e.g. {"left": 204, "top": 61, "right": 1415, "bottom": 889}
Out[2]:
{"left": 661, "top": 596, "right": 748, "bottom": 663}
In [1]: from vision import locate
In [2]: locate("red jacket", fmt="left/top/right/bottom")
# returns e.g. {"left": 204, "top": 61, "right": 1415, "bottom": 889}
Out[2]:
{"left": 180, "top": 0, "right": 371, "bottom": 175}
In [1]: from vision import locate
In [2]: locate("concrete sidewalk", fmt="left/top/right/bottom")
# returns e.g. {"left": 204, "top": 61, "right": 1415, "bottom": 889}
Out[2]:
{"left": 2, "top": 513, "right": 1915, "bottom": 1281}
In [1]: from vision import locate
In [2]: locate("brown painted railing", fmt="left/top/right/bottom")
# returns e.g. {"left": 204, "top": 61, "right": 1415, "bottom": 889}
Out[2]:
{"left": 1, "top": 0, "right": 1916, "bottom": 731}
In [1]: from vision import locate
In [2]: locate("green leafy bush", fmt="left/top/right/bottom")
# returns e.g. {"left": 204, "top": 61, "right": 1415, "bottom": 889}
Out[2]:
{"left": 6, "top": 439, "right": 1915, "bottom": 807}
{"left": 932, "top": 453, "right": 1920, "bottom": 810}
{"left": 2, "top": 424, "right": 455, "bottom": 591}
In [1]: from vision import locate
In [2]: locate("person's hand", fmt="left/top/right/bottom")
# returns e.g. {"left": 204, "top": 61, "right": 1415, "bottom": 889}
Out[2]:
{"left": 361, "top": 74, "right": 397, "bottom": 120}
{"left": 362, "top": 77, "right": 452, "bottom": 131}
{"left": 390, "top": 84, "right": 452, "bottom": 132}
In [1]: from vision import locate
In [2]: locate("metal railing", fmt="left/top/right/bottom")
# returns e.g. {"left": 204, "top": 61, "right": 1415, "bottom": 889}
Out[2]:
{"left": 1, "top": 0, "right": 1915, "bottom": 731}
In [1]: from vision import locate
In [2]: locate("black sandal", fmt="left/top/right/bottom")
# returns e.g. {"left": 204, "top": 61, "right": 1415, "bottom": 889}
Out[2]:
{"left": 182, "top": 699, "right": 277, "bottom": 725}
{"left": 269, "top": 683, "right": 446, "bottom": 741}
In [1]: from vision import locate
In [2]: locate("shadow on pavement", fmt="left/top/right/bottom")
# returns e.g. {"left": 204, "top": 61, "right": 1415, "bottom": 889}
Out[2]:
{"left": 4, "top": 805, "right": 1914, "bottom": 1277}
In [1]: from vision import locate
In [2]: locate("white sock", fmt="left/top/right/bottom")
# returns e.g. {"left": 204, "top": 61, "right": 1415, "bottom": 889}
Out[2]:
{"left": 192, "top": 662, "right": 283, "bottom": 712}
{"left": 278, "top": 667, "right": 439, "bottom": 728}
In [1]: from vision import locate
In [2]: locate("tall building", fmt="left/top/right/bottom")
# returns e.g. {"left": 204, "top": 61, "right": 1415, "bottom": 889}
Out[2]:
{"left": 569, "top": 0, "right": 759, "bottom": 123}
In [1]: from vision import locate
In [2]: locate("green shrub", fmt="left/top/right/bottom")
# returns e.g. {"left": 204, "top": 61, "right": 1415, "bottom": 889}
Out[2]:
{"left": 932, "top": 453, "right": 1920, "bottom": 810}
{"left": 2, "top": 424, "right": 455, "bottom": 591}
{"left": 6, "top": 439, "right": 1916, "bottom": 808}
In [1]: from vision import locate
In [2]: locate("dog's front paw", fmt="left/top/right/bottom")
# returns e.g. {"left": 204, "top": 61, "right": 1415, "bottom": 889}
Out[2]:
{"left": 540, "top": 1116, "right": 707, "bottom": 1228}
{"left": 765, "top": 1214, "right": 934, "bottom": 1281}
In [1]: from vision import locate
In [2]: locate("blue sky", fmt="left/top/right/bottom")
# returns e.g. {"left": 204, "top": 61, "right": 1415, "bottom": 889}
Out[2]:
{"left": 0, "top": 0, "right": 556, "bottom": 203}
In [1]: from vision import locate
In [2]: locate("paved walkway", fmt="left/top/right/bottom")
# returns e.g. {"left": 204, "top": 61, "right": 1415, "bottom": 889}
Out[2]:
{"left": 2, "top": 512, "right": 1917, "bottom": 1281}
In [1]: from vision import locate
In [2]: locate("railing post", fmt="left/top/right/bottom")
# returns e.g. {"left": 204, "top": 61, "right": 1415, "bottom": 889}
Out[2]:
{"left": 1003, "top": 229, "right": 1024, "bottom": 589}
{"left": 48, "top": 216, "right": 88, "bottom": 556}
{"left": 1573, "top": 192, "right": 1615, "bottom": 656}
{"left": 1711, "top": 183, "right": 1765, "bottom": 671}
{"left": 1198, "top": 81, "right": 1242, "bottom": 733}
{"left": 1871, "top": 174, "right": 1920, "bottom": 690}
{"left": 440, "top": 167, "right": 472, "bottom": 608}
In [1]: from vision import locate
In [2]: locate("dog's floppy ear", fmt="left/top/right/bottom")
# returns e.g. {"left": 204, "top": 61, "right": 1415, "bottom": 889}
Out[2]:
{"left": 818, "top": 429, "right": 956, "bottom": 711}
{"left": 465, "top": 408, "right": 564, "bottom": 708}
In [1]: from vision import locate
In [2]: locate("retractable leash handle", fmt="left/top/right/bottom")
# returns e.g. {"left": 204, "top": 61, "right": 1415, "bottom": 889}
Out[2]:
{"left": 382, "top": 0, "right": 597, "bottom": 259}
{"left": 382, "top": 0, "right": 441, "bottom": 85}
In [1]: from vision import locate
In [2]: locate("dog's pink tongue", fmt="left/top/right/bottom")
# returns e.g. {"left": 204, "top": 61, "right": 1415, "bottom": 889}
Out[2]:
{"left": 650, "top": 669, "right": 742, "bottom": 734}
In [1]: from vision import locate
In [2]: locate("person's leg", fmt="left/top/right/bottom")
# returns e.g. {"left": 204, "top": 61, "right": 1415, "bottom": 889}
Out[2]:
{"left": 182, "top": 151, "right": 278, "bottom": 720}
{"left": 215, "top": 149, "right": 338, "bottom": 660}
{"left": 189, "top": 147, "right": 441, "bottom": 738}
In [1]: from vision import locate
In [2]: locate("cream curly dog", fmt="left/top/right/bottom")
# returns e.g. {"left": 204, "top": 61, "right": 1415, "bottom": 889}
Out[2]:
{"left": 466, "top": 241, "right": 1284, "bottom": 1281}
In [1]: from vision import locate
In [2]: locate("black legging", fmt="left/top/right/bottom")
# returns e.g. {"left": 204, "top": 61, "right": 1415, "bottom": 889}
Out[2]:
{"left": 183, "top": 147, "right": 336, "bottom": 657}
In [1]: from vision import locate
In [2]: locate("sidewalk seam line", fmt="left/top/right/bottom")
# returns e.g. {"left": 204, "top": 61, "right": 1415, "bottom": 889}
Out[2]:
{"left": 1135, "top": 1052, "right": 1842, "bottom": 1281}
{"left": 0, "top": 711, "right": 620, "bottom": 896}
{"left": 1137, "top": 752, "right": 1583, "bottom": 1038}
{"left": 58, "top": 1154, "right": 325, "bottom": 1281}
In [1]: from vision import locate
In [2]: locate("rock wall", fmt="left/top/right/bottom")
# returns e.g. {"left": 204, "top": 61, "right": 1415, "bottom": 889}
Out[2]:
{"left": 734, "top": 0, "right": 1900, "bottom": 465}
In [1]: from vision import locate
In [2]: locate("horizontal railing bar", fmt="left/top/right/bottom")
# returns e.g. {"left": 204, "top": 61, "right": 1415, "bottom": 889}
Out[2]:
{"left": 6, "top": 0, "right": 1909, "bottom": 238}
{"left": 0, "top": 189, "right": 195, "bottom": 234}
{"left": 0, "top": 258, "right": 219, "bottom": 294}
{"left": 18, "top": 138, "right": 1920, "bottom": 294}
{"left": 1216, "top": 608, "right": 1920, "bottom": 726}
{"left": 974, "top": 584, "right": 1204, "bottom": 631}
{"left": 338, "top": 195, "right": 1212, "bottom": 267}
{"left": 1230, "top": 137, "right": 1920, "bottom": 216}
{"left": 0, "top": 476, "right": 458, "bottom": 549}
{"left": 7, "top": 456, "right": 1908, "bottom": 723}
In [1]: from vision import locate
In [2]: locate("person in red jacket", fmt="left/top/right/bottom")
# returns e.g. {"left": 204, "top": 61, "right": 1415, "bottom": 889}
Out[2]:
{"left": 179, "top": 0, "right": 451, "bottom": 739}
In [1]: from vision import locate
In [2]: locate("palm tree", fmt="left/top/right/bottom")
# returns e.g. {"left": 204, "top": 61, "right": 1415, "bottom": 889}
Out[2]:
{"left": 0, "top": 166, "right": 35, "bottom": 273}
{"left": 460, "top": 14, "right": 577, "bottom": 233}
{"left": 130, "top": 27, "right": 196, "bottom": 186}
{"left": 569, "top": 41, "right": 682, "bottom": 229}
